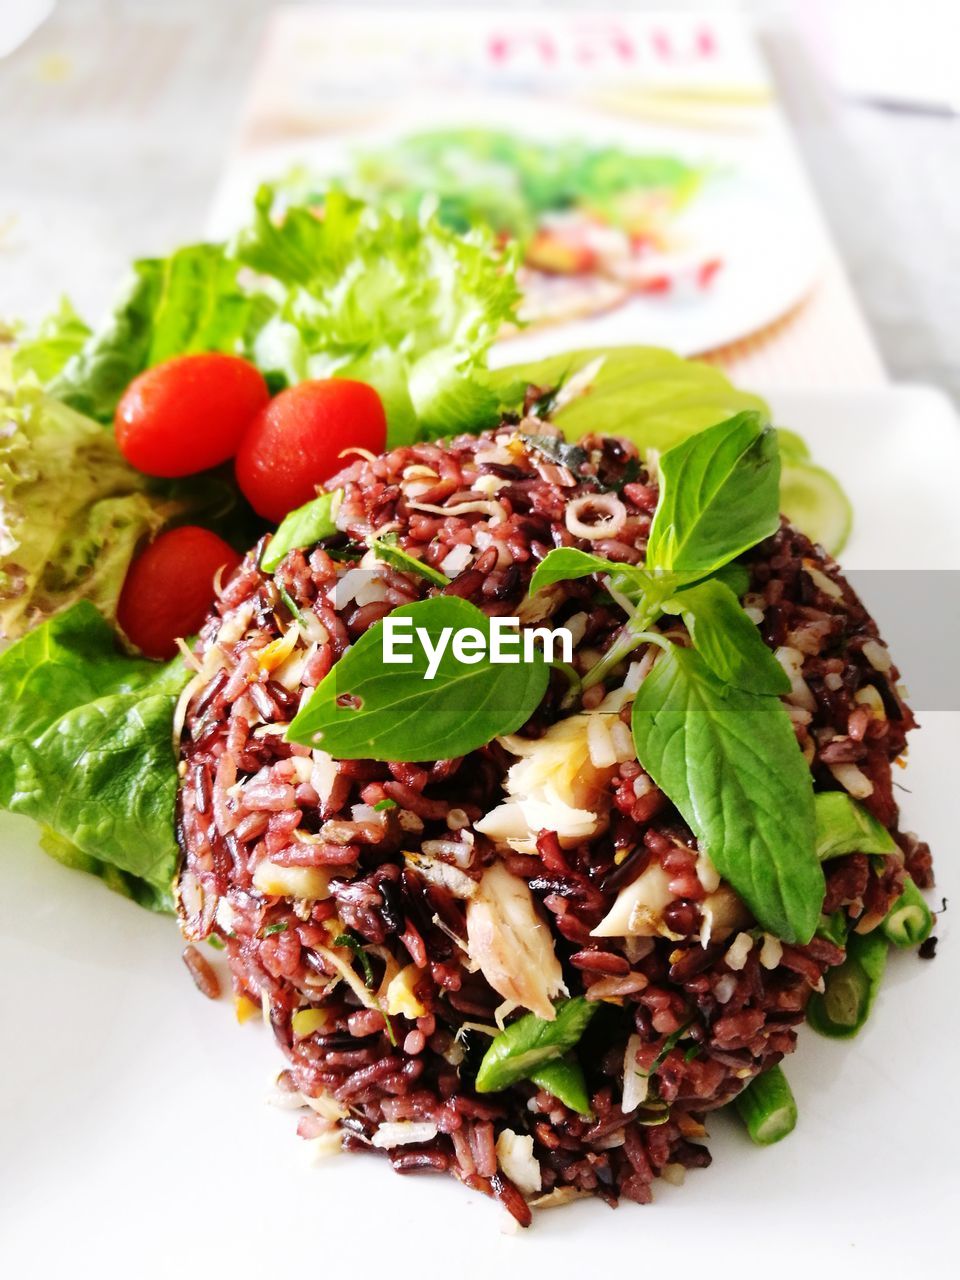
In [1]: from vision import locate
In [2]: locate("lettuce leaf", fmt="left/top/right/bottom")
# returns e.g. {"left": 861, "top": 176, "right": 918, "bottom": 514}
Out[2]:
{"left": 0, "top": 378, "right": 260, "bottom": 641}
{"left": 41, "top": 245, "right": 261, "bottom": 423}
{"left": 235, "top": 186, "right": 521, "bottom": 442}
{"left": 0, "top": 602, "right": 189, "bottom": 910}
{"left": 0, "top": 381, "right": 173, "bottom": 640}
{"left": 11, "top": 298, "right": 91, "bottom": 384}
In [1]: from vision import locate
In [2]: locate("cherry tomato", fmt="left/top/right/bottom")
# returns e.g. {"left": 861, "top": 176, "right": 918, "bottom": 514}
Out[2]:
{"left": 117, "top": 526, "right": 243, "bottom": 659}
{"left": 115, "top": 353, "right": 269, "bottom": 478}
{"left": 235, "top": 379, "right": 387, "bottom": 522}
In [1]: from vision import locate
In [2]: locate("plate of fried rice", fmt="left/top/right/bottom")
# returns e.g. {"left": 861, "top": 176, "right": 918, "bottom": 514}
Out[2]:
{"left": 1, "top": 381, "right": 956, "bottom": 1280}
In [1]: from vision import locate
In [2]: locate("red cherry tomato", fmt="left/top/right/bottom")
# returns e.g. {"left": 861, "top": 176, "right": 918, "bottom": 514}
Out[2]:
{"left": 235, "top": 379, "right": 387, "bottom": 522}
{"left": 117, "top": 526, "right": 243, "bottom": 659}
{"left": 115, "top": 353, "right": 269, "bottom": 478}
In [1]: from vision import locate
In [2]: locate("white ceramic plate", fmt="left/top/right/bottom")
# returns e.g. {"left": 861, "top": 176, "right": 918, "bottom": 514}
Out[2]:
{"left": 208, "top": 95, "right": 822, "bottom": 359}
{"left": 1, "top": 386, "right": 956, "bottom": 1279}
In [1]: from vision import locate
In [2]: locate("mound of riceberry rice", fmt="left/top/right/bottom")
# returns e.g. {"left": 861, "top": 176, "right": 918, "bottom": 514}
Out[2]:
{"left": 176, "top": 415, "right": 933, "bottom": 1225}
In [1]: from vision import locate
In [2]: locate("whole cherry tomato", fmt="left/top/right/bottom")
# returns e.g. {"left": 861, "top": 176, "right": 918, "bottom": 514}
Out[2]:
{"left": 235, "top": 379, "right": 387, "bottom": 522}
{"left": 115, "top": 353, "right": 269, "bottom": 478}
{"left": 117, "top": 526, "right": 243, "bottom": 659}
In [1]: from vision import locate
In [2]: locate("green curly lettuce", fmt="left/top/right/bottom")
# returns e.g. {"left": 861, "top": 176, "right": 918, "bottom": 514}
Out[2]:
{"left": 0, "top": 381, "right": 173, "bottom": 640}
{"left": 235, "top": 185, "right": 521, "bottom": 442}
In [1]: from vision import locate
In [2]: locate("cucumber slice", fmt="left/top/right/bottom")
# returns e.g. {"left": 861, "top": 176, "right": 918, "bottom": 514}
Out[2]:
{"left": 779, "top": 462, "right": 852, "bottom": 556}
{"left": 775, "top": 427, "right": 811, "bottom": 464}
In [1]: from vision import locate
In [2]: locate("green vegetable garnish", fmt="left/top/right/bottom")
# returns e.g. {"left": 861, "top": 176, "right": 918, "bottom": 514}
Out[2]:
{"left": 373, "top": 799, "right": 397, "bottom": 812}
{"left": 734, "top": 1065, "right": 798, "bottom": 1145}
{"left": 333, "top": 931, "right": 375, "bottom": 988}
{"left": 882, "top": 876, "right": 934, "bottom": 949}
{"left": 807, "top": 929, "right": 889, "bottom": 1038}
{"left": 645, "top": 412, "right": 781, "bottom": 575}
{"left": 370, "top": 533, "right": 450, "bottom": 586}
{"left": 632, "top": 645, "right": 821, "bottom": 944}
{"left": 475, "top": 999, "right": 598, "bottom": 1094}
{"left": 814, "top": 792, "right": 896, "bottom": 860}
{"left": 528, "top": 1054, "right": 594, "bottom": 1117}
{"left": 0, "top": 601, "right": 190, "bottom": 910}
{"left": 260, "top": 490, "right": 342, "bottom": 573}
{"left": 529, "top": 416, "right": 822, "bottom": 943}
{"left": 665, "top": 577, "right": 790, "bottom": 696}
{"left": 286, "top": 596, "right": 549, "bottom": 761}
{"left": 780, "top": 461, "right": 852, "bottom": 557}
{"left": 262, "top": 922, "right": 288, "bottom": 937}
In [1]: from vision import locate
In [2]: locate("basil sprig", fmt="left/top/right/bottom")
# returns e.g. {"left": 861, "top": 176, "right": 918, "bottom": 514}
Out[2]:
{"left": 645, "top": 410, "right": 780, "bottom": 574}
{"left": 530, "top": 412, "right": 823, "bottom": 943}
{"left": 286, "top": 596, "right": 549, "bottom": 760}
{"left": 665, "top": 578, "right": 789, "bottom": 695}
{"left": 631, "top": 646, "right": 821, "bottom": 942}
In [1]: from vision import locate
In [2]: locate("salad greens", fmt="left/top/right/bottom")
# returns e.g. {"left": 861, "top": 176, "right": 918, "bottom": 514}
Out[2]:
{"left": 286, "top": 596, "right": 549, "bottom": 761}
{"left": 0, "top": 381, "right": 170, "bottom": 640}
{"left": 0, "top": 601, "right": 189, "bottom": 910}
{"left": 25, "top": 244, "right": 260, "bottom": 422}
{"left": 15, "top": 186, "right": 521, "bottom": 442}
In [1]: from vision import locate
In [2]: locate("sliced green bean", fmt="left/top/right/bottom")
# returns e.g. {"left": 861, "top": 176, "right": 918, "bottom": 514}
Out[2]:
{"left": 528, "top": 1054, "right": 593, "bottom": 1117}
{"left": 475, "top": 998, "right": 597, "bottom": 1093}
{"left": 807, "top": 928, "right": 888, "bottom": 1039}
{"left": 734, "top": 1065, "right": 797, "bottom": 1145}
{"left": 882, "top": 876, "right": 934, "bottom": 948}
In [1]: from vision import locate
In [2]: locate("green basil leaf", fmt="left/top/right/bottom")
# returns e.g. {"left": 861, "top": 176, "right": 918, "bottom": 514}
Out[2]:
{"left": 528, "top": 547, "right": 624, "bottom": 597}
{"left": 488, "top": 347, "right": 769, "bottom": 454}
{"left": 814, "top": 791, "right": 897, "bottom": 860}
{"left": 475, "top": 998, "right": 598, "bottom": 1093}
{"left": 529, "top": 1054, "right": 594, "bottom": 1117}
{"left": 286, "top": 596, "right": 549, "bottom": 761}
{"left": 807, "top": 929, "right": 888, "bottom": 1039}
{"left": 631, "top": 645, "right": 822, "bottom": 943}
{"left": 646, "top": 412, "right": 781, "bottom": 575}
{"left": 666, "top": 578, "right": 790, "bottom": 695}
{"left": 260, "top": 490, "right": 342, "bottom": 572}
{"left": 528, "top": 548, "right": 681, "bottom": 617}
{"left": 371, "top": 533, "right": 450, "bottom": 586}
